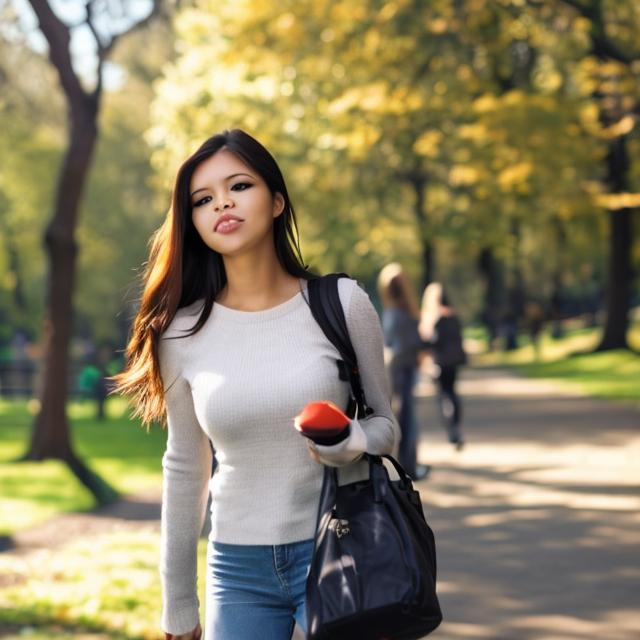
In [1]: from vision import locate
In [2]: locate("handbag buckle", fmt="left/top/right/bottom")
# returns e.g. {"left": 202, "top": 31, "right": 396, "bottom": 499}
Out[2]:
{"left": 329, "top": 518, "right": 350, "bottom": 538}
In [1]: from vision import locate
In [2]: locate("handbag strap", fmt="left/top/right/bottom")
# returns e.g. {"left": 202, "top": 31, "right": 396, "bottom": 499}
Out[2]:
{"left": 314, "top": 455, "right": 389, "bottom": 530}
{"left": 307, "top": 273, "right": 406, "bottom": 535}
{"left": 306, "top": 273, "right": 374, "bottom": 420}
{"left": 313, "top": 453, "right": 415, "bottom": 530}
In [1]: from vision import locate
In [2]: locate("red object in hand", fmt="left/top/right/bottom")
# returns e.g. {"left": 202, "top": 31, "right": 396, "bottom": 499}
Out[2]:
{"left": 294, "top": 401, "right": 350, "bottom": 440}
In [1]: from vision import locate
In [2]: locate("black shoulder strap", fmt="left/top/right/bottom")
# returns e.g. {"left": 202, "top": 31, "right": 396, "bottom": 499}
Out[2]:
{"left": 307, "top": 273, "right": 374, "bottom": 420}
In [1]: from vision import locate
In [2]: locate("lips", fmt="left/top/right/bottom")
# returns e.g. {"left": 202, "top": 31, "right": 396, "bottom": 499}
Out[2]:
{"left": 214, "top": 213, "right": 244, "bottom": 232}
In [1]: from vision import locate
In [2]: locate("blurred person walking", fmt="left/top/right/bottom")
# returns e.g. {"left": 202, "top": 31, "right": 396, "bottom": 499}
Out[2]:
{"left": 378, "top": 263, "right": 430, "bottom": 481}
{"left": 525, "top": 300, "right": 545, "bottom": 361}
{"left": 78, "top": 359, "right": 108, "bottom": 420}
{"left": 420, "top": 282, "right": 467, "bottom": 450}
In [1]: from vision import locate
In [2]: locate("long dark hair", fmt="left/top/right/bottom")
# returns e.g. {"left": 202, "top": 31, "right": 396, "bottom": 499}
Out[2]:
{"left": 109, "top": 129, "right": 315, "bottom": 427}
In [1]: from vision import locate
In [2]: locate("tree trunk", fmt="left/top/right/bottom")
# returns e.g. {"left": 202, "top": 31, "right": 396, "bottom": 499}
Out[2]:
{"left": 478, "top": 247, "right": 502, "bottom": 349}
{"left": 16, "top": 0, "right": 160, "bottom": 506}
{"left": 596, "top": 131, "right": 634, "bottom": 351}
{"left": 7, "top": 237, "right": 27, "bottom": 312}
{"left": 422, "top": 243, "right": 435, "bottom": 290}
{"left": 409, "top": 175, "right": 435, "bottom": 288}
{"left": 597, "top": 207, "right": 634, "bottom": 350}
{"left": 19, "top": 101, "right": 119, "bottom": 505}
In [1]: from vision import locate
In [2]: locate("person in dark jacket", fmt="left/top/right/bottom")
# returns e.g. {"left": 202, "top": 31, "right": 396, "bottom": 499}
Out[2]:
{"left": 419, "top": 282, "right": 466, "bottom": 450}
{"left": 378, "top": 263, "right": 430, "bottom": 480}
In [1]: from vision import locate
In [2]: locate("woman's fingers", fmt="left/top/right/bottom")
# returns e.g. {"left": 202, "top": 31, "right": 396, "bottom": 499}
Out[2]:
{"left": 165, "top": 622, "right": 202, "bottom": 640}
{"left": 306, "top": 440, "right": 322, "bottom": 463}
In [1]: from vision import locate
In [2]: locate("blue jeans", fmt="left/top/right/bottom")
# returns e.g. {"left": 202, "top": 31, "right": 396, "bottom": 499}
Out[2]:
{"left": 391, "top": 364, "right": 418, "bottom": 477}
{"left": 205, "top": 538, "right": 314, "bottom": 640}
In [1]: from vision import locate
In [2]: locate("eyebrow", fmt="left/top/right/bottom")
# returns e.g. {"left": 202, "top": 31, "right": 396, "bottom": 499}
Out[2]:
{"left": 190, "top": 173, "right": 254, "bottom": 198}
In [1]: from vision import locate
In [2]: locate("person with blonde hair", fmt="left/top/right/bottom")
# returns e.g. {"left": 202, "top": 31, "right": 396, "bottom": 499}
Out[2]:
{"left": 419, "top": 282, "right": 466, "bottom": 450}
{"left": 377, "top": 263, "right": 430, "bottom": 480}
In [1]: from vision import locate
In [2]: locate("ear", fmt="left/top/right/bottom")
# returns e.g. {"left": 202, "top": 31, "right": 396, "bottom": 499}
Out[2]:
{"left": 273, "top": 192, "right": 285, "bottom": 218}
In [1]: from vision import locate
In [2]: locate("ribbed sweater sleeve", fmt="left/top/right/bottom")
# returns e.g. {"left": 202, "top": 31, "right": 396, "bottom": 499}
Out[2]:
{"left": 158, "top": 331, "right": 212, "bottom": 635}
{"left": 313, "top": 279, "right": 400, "bottom": 465}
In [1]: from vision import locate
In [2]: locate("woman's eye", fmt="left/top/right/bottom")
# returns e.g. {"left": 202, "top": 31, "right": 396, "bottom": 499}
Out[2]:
{"left": 193, "top": 196, "right": 212, "bottom": 208}
{"left": 192, "top": 184, "right": 251, "bottom": 207}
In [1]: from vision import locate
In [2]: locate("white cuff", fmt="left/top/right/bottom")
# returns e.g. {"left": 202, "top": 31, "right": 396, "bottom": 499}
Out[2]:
{"left": 161, "top": 602, "right": 200, "bottom": 635}
{"left": 311, "top": 418, "right": 368, "bottom": 467}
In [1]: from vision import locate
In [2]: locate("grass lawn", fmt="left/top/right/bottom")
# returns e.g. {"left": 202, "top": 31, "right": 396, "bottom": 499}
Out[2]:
{"left": 0, "top": 530, "right": 209, "bottom": 639}
{"left": 0, "top": 397, "right": 186, "bottom": 639}
{"left": 471, "top": 322, "right": 640, "bottom": 406}
{"left": 0, "top": 396, "right": 167, "bottom": 536}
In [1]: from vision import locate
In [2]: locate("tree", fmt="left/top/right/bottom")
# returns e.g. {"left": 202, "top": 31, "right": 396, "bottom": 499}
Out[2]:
{"left": 557, "top": 0, "right": 640, "bottom": 350}
{"left": 0, "top": 24, "right": 65, "bottom": 342}
{"left": 149, "top": 0, "right": 614, "bottom": 321}
{"left": 16, "top": 0, "right": 163, "bottom": 505}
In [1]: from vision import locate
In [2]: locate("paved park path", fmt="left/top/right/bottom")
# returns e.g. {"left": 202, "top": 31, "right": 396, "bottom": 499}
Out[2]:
{"left": 1, "top": 367, "right": 638, "bottom": 639}
{"left": 416, "top": 367, "right": 640, "bottom": 640}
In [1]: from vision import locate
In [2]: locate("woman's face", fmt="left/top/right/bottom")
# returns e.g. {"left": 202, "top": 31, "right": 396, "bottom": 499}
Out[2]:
{"left": 189, "top": 148, "right": 284, "bottom": 258}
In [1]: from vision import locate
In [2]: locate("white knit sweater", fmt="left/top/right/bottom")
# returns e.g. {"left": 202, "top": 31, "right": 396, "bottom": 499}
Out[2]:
{"left": 157, "top": 277, "right": 399, "bottom": 634}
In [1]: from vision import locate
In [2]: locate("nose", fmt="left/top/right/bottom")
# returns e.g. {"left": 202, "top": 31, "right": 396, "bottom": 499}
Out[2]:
{"left": 214, "top": 197, "right": 232, "bottom": 212}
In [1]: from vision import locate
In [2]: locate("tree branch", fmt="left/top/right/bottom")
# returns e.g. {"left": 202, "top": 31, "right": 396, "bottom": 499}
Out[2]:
{"left": 90, "top": 0, "right": 164, "bottom": 98}
{"left": 557, "top": 0, "right": 639, "bottom": 64}
{"left": 27, "top": 0, "right": 86, "bottom": 104}
{"left": 591, "top": 33, "right": 637, "bottom": 65}
{"left": 29, "top": 0, "right": 163, "bottom": 103}
{"left": 85, "top": 0, "right": 106, "bottom": 96}
{"left": 557, "top": 0, "right": 595, "bottom": 21}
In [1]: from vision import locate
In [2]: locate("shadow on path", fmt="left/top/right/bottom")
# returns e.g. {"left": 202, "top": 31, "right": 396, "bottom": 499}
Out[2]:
{"left": 2, "top": 488, "right": 161, "bottom": 557}
{"left": 415, "top": 367, "right": 640, "bottom": 639}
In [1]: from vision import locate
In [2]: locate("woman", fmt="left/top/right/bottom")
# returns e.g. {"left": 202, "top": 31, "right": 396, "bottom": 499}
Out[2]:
{"left": 419, "top": 282, "right": 466, "bottom": 450}
{"left": 377, "top": 263, "right": 429, "bottom": 481}
{"left": 110, "top": 129, "right": 398, "bottom": 640}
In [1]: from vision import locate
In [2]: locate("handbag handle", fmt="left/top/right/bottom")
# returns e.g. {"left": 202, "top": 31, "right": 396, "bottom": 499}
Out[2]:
{"left": 314, "top": 455, "right": 404, "bottom": 537}
{"left": 373, "top": 453, "right": 415, "bottom": 489}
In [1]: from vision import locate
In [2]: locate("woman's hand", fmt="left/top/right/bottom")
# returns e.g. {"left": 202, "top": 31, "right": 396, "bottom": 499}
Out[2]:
{"left": 305, "top": 438, "right": 322, "bottom": 463}
{"left": 165, "top": 622, "right": 202, "bottom": 640}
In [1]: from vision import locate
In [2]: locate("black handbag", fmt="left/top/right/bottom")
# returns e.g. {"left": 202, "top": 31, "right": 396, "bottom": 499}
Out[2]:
{"left": 305, "top": 274, "right": 443, "bottom": 639}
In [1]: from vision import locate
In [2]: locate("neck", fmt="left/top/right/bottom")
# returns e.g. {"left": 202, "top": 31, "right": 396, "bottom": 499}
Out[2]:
{"left": 218, "top": 248, "right": 300, "bottom": 311}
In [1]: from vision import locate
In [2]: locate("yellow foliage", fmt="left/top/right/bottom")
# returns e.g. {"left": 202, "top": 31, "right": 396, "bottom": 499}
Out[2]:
{"left": 365, "top": 29, "right": 382, "bottom": 53}
{"left": 449, "top": 165, "right": 480, "bottom": 187}
{"left": 328, "top": 85, "right": 382, "bottom": 115}
{"left": 457, "top": 65, "right": 473, "bottom": 81}
{"left": 359, "top": 83, "right": 389, "bottom": 111}
{"left": 595, "top": 193, "right": 640, "bottom": 210}
{"left": 427, "top": 18, "right": 449, "bottom": 34}
{"left": 497, "top": 162, "right": 533, "bottom": 189}
{"left": 578, "top": 103, "right": 602, "bottom": 135}
{"left": 345, "top": 124, "right": 382, "bottom": 158}
{"left": 434, "top": 81, "right": 448, "bottom": 95}
{"left": 378, "top": 2, "right": 399, "bottom": 22}
{"left": 458, "top": 122, "right": 488, "bottom": 141}
{"left": 601, "top": 115, "right": 636, "bottom": 139}
{"left": 316, "top": 132, "right": 348, "bottom": 150}
{"left": 328, "top": 82, "right": 420, "bottom": 116}
{"left": 413, "top": 129, "right": 443, "bottom": 158}
{"left": 573, "top": 16, "right": 592, "bottom": 34}
{"left": 473, "top": 94, "right": 499, "bottom": 112}
{"left": 503, "top": 90, "right": 527, "bottom": 106}
{"left": 598, "top": 60, "right": 627, "bottom": 76}
{"left": 454, "top": 194, "right": 471, "bottom": 212}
